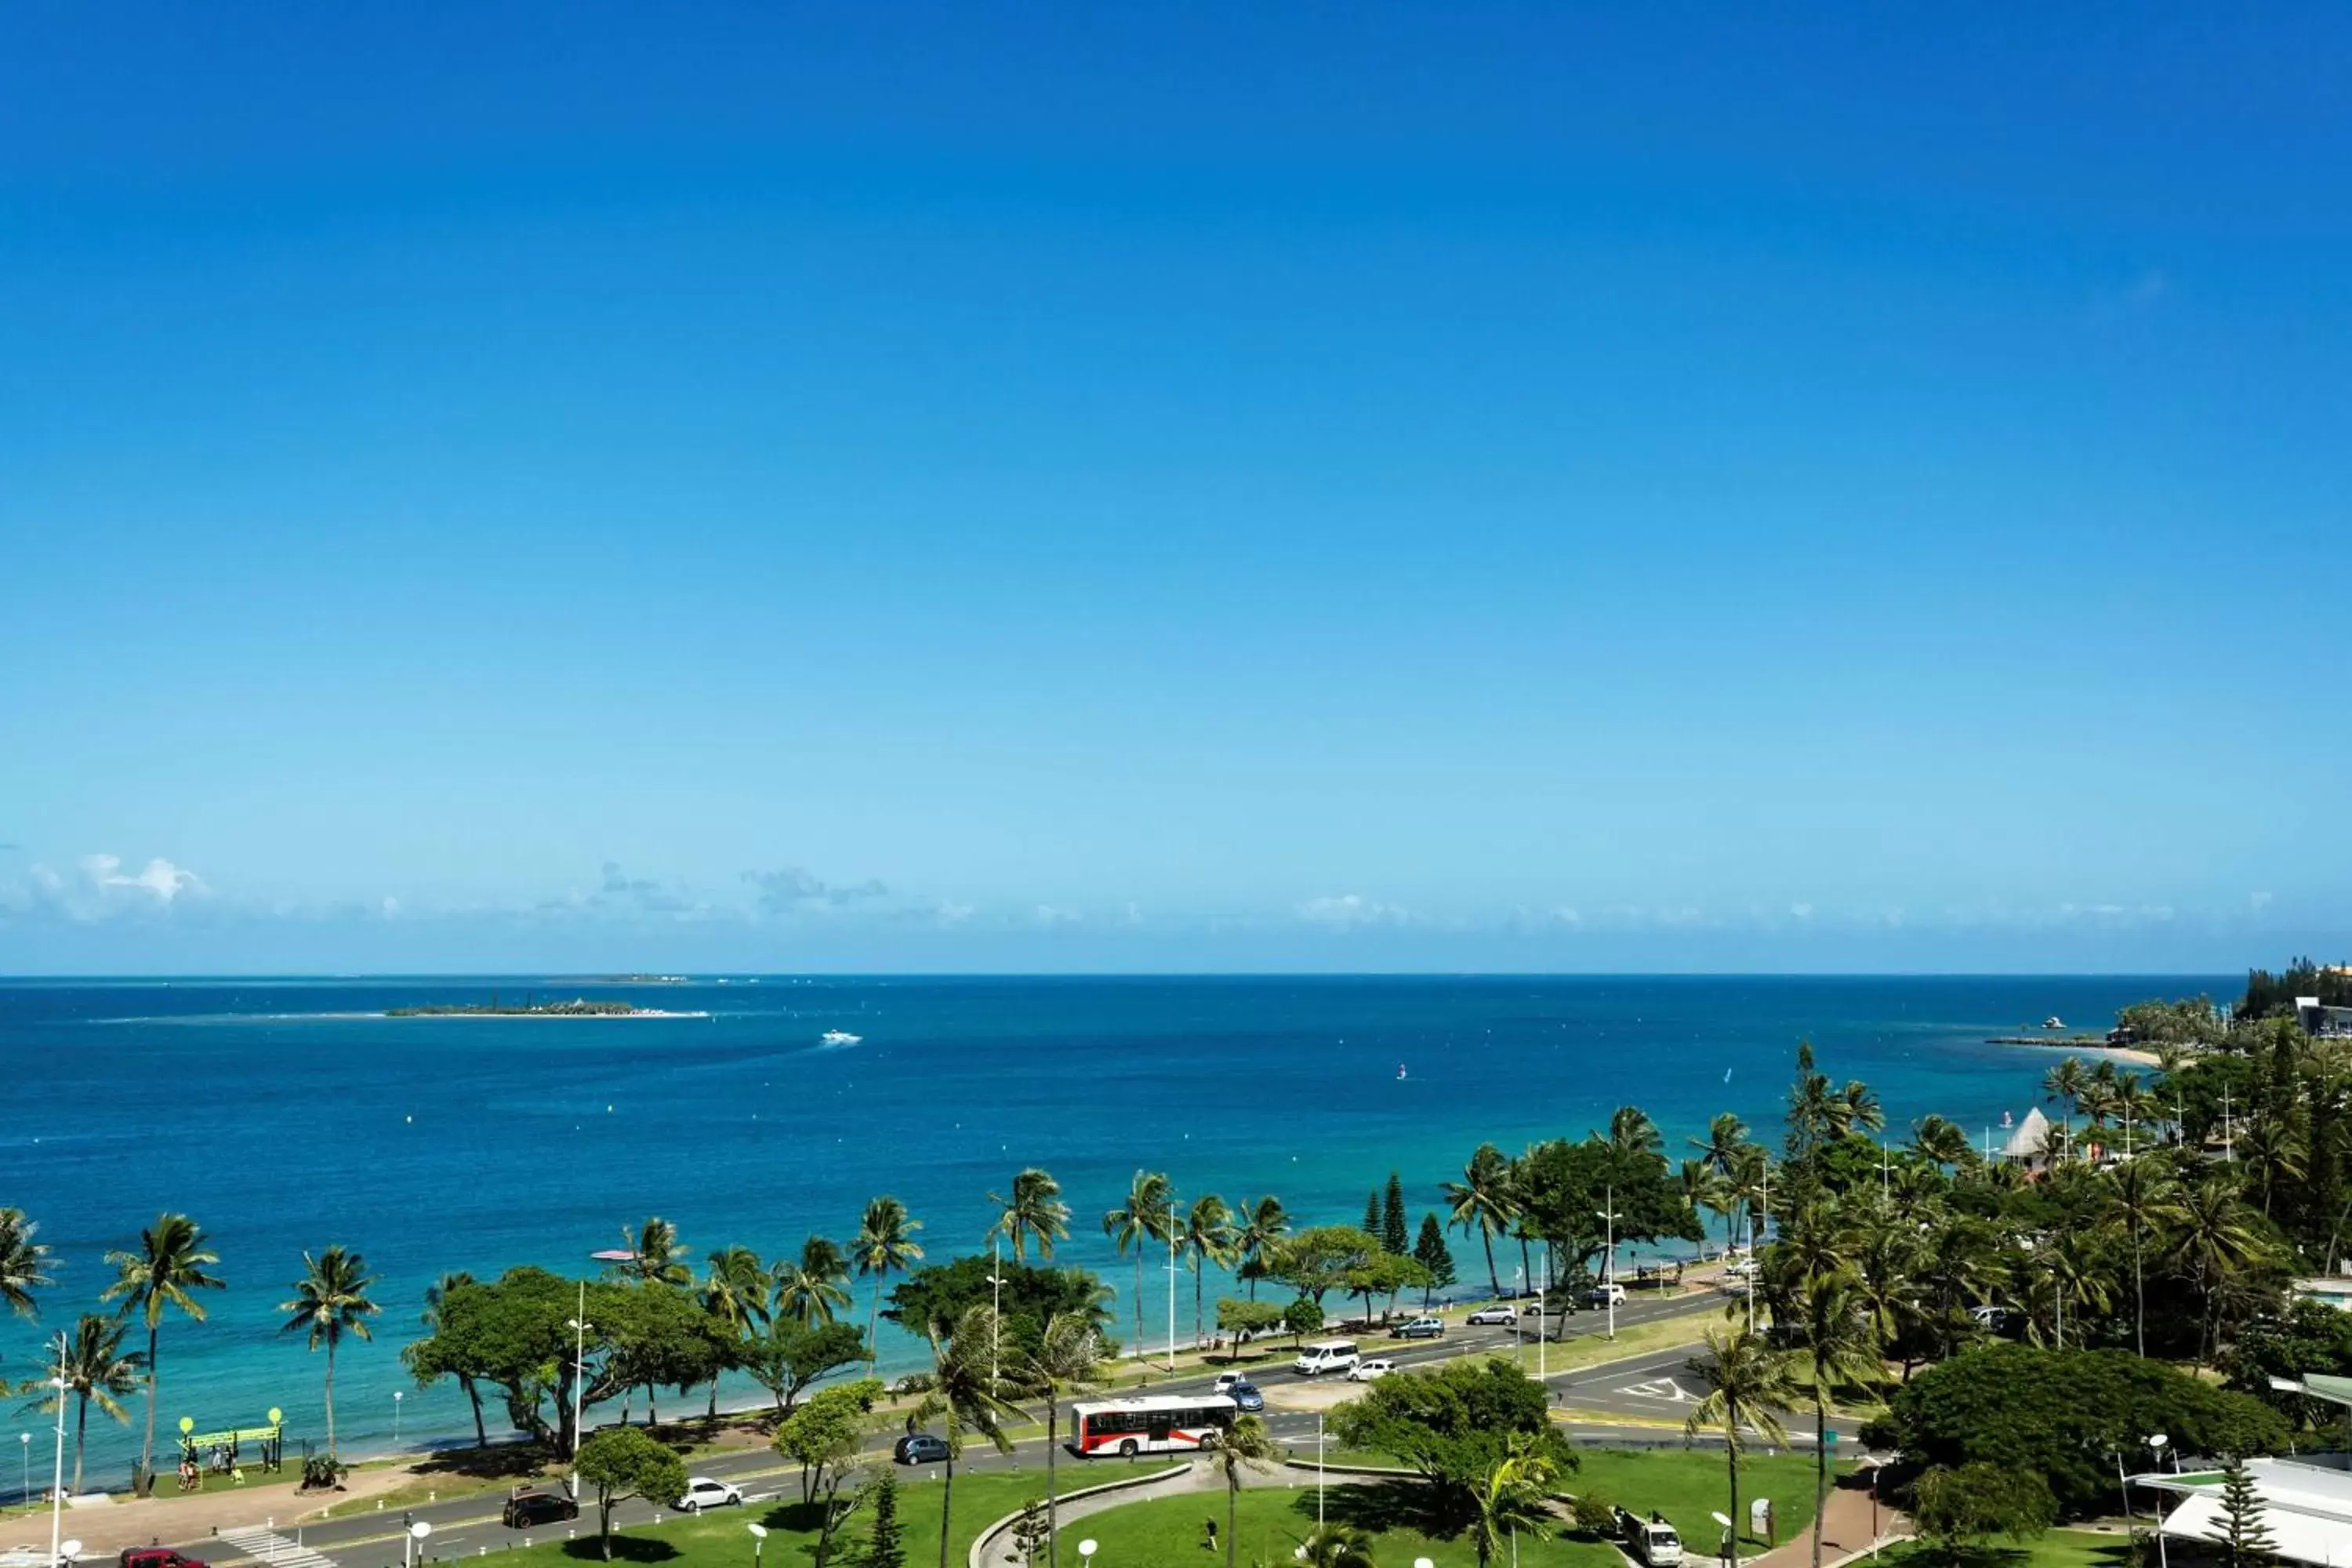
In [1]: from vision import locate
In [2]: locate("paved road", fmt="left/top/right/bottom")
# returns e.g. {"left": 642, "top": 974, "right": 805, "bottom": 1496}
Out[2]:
{"left": 171, "top": 1290, "right": 1739, "bottom": 1568}
{"left": 1548, "top": 1340, "right": 1869, "bottom": 1446}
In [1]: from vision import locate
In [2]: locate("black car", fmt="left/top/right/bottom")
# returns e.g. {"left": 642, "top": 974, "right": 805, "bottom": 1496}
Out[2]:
{"left": 895, "top": 1432, "right": 951, "bottom": 1465}
{"left": 502, "top": 1490, "right": 581, "bottom": 1528}
{"left": 1226, "top": 1381, "right": 1265, "bottom": 1413}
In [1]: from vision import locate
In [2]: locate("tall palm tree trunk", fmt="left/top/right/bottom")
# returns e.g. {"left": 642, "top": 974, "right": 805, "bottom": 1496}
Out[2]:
{"left": 73, "top": 1393, "right": 88, "bottom": 1497}
{"left": 1482, "top": 1229, "right": 1500, "bottom": 1297}
{"left": 869, "top": 1279, "right": 884, "bottom": 1354}
{"left": 325, "top": 1336, "right": 338, "bottom": 1457}
{"left": 1132, "top": 1256, "right": 1145, "bottom": 1352}
{"left": 1195, "top": 1267, "right": 1205, "bottom": 1352}
{"left": 1226, "top": 1478, "right": 1240, "bottom": 1568}
{"left": 462, "top": 1375, "right": 488, "bottom": 1447}
{"left": 1810, "top": 1384, "right": 1828, "bottom": 1568}
{"left": 2133, "top": 1228, "right": 2146, "bottom": 1357}
{"left": 1726, "top": 1417, "right": 1743, "bottom": 1568}
{"left": 141, "top": 1323, "right": 159, "bottom": 1495}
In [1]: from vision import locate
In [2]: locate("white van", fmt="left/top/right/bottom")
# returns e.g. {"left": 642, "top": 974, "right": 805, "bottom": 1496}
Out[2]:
{"left": 1292, "top": 1339, "right": 1361, "bottom": 1377}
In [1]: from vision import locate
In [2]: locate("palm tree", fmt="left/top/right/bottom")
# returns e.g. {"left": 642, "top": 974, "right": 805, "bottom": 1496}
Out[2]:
{"left": 1685, "top": 1328, "right": 1799, "bottom": 1568}
{"left": 1294, "top": 1526, "right": 1380, "bottom": 1568}
{"left": 2235, "top": 1116, "right": 2307, "bottom": 1218}
{"left": 1102, "top": 1171, "right": 1174, "bottom": 1354}
{"left": 2105, "top": 1159, "right": 2180, "bottom": 1356}
{"left": 1681, "top": 1160, "right": 1735, "bottom": 1252}
{"left": 913, "top": 1306, "right": 1024, "bottom": 1568}
{"left": 617, "top": 1217, "right": 693, "bottom": 1286}
{"left": 1466, "top": 1434, "right": 1559, "bottom": 1568}
{"left": 1183, "top": 1195, "right": 1238, "bottom": 1350}
{"left": 1234, "top": 1196, "right": 1289, "bottom": 1300}
{"left": 1794, "top": 1272, "right": 1881, "bottom": 1568}
{"left": 852, "top": 1196, "right": 925, "bottom": 1352}
{"left": 26, "top": 1314, "right": 144, "bottom": 1495}
{"left": 1011, "top": 1312, "right": 1106, "bottom": 1568}
{"left": 101, "top": 1214, "right": 223, "bottom": 1494}
{"left": 1608, "top": 1105, "right": 1663, "bottom": 1157}
{"left": 1442, "top": 1144, "right": 1519, "bottom": 1297}
{"left": 988, "top": 1169, "right": 1072, "bottom": 1262}
{"left": 2020, "top": 1229, "right": 2111, "bottom": 1351}
{"left": 1910, "top": 1115, "right": 1972, "bottom": 1170}
{"left": 0, "top": 1209, "right": 56, "bottom": 1317}
{"left": 1690, "top": 1113, "right": 1752, "bottom": 1241}
{"left": 416, "top": 1271, "right": 488, "bottom": 1446}
{"left": 279, "top": 1245, "right": 379, "bottom": 1458}
{"left": 2168, "top": 1167, "right": 2271, "bottom": 1367}
{"left": 1207, "top": 1414, "right": 1281, "bottom": 1568}
{"left": 1852, "top": 1206, "right": 1926, "bottom": 1377}
{"left": 2043, "top": 1057, "right": 2089, "bottom": 1162}
{"left": 699, "top": 1246, "right": 770, "bottom": 1418}
{"left": 775, "top": 1236, "right": 855, "bottom": 1327}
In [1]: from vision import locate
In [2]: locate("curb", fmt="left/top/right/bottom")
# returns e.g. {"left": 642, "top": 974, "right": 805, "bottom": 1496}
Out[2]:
{"left": 965, "top": 1462, "right": 1192, "bottom": 1568}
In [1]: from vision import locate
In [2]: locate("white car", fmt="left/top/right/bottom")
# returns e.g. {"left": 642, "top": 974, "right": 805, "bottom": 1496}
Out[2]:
{"left": 677, "top": 1477, "right": 743, "bottom": 1512}
{"left": 1212, "top": 1371, "right": 1244, "bottom": 1395}
{"left": 1347, "top": 1358, "right": 1397, "bottom": 1382}
{"left": 1465, "top": 1305, "right": 1518, "bottom": 1326}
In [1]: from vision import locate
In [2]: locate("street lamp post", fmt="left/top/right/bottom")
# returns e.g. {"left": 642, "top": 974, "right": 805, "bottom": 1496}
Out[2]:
{"left": 568, "top": 1280, "right": 592, "bottom": 1494}
{"left": 2147, "top": 1435, "right": 2172, "bottom": 1568}
{"left": 1167, "top": 1199, "right": 1181, "bottom": 1373}
{"left": 746, "top": 1520, "right": 768, "bottom": 1568}
{"left": 988, "top": 1236, "right": 1006, "bottom": 1388}
{"left": 19, "top": 1432, "right": 28, "bottom": 1514}
{"left": 1597, "top": 1187, "right": 1621, "bottom": 1343}
{"left": 47, "top": 1334, "right": 67, "bottom": 1566}
{"left": 393, "top": 1391, "right": 404, "bottom": 1447}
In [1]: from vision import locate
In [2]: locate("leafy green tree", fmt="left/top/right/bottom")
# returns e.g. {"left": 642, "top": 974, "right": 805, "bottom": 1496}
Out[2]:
{"left": 867, "top": 1472, "right": 905, "bottom": 1568}
{"left": 101, "top": 1212, "right": 224, "bottom": 1494}
{"left": 1381, "top": 1174, "right": 1410, "bottom": 1255}
{"left": 1909, "top": 1463, "right": 2058, "bottom": 1566}
{"left": 615, "top": 1217, "right": 694, "bottom": 1287}
{"left": 1882, "top": 1343, "right": 2288, "bottom": 1518}
{"left": 604, "top": 1279, "right": 735, "bottom": 1426}
{"left": 20, "top": 1313, "right": 143, "bottom": 1495}
{"left": 0, "top": 1208, "right": 56, "bottom": 1317}
{"left": 1208, "top": 1414, "right": 1281, "bottom": 1568}
{"left": 1283, "top": 1296, "right": 1324, "bottom": 1345}
{"left": 1216, "top": 1298, "right": 1287, "bottom": 1346}
{"left": 773, "top": 1377, "right": 884, "bottom": 1503}
{"left": 853, "top": 1196, "right": 925, "bottom": 1353}
{"left": 1342, "top": 1253, "right": 1432, "bottom": 1326}
{"left": 1684, "top": 1329, "right": 1800, "bottom": 1565}
{"left": 1265, "top": 1226, "right": 1382, "bottom": 1307}
{"left": 412, "top": 1271, "right": 488, "bottom": 1446}
{"left": 575, "top": 1425, "right": 688, "bottom": 1561}
{"left": 885, "top": 1255, "right": 1114, "bottom": 1359}
{"left": 739, "top": 1318, "right": 869, "bottom": 1413}
{"left": 989, "top": 1169, "right": 1073, "bottom": 1262}
{"left": 1327, "top": 1356, "right": 1574, "bottom": 1529}
{"left": 2209, "top": 1458, "right": 2277, "bottom": 1568}
{"left": 1102, "top": 1171, "right": 1176, "bottom": 1352}
{"left": 1413, "top": 1214, "right": 1457, "bottom": 1308}
{"left": 279, "top": 1244, "right": 380, "bottom": 1457}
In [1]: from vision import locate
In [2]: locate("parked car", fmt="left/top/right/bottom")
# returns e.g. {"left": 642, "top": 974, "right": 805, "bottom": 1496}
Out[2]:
{"left": 1587, "top": 1283, "right": 1626, "bottom": 1307}
{"left": 1212, "top": 1371, "right": 1245, "bottom": 1394}
{"left": 1971, "top": 1304, "right": 2013, "bottom": 1334}
{"left": 895, "top": 1432, "right": 951, "bottom": 1465}
{"left": 1292, "top": 1339, "right": 1362, "bottom": 1376}
{"left": 677, "top": 1478, "right": 743, "bottom": 1512}
{"left": 502, "top": 1490, "right": 581, "bottom": 1529}
{"left": 1226, "top": 1380, "right": 1266, "bottom": 1413}
{"left": 1392, "top": 1316, "right": 1445, "bottom": 1340}
{"left": 121, "top": 1552, "right": 208, "bottom": 1568}
{"left": 1347, "top": 1357, "right": 1397, "bottom": 1382}
{"left": 1614, "top": 1507, "right": 1686, "bottom": 1567}
{"left": 1465, "top": 1304, "right": 1518, "bottom": 1326}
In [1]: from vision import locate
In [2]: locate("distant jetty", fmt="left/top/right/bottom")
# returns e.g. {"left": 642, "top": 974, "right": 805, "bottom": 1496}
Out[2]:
{"left": 386, "top": 999, "right": 677, "bottom": 1018}
{"left": 1985, "top": 1033, "right": 2112, "bottom": 1047}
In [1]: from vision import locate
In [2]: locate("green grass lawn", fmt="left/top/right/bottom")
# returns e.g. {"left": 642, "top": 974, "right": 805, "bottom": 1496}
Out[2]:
{"left": 1077, "top": 1449, "right": 1826, "bottom": 1568}
{"left": 460, "top": 1465, "right": 1181, "bottom": 1568}
{"left": 1873, "top": 1529, "right": 2133, "bottom": 1568}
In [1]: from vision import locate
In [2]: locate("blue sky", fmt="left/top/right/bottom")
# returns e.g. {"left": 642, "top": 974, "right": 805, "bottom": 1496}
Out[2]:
{"left": 3, "top": 5, "right": 2347, "bottom": 973}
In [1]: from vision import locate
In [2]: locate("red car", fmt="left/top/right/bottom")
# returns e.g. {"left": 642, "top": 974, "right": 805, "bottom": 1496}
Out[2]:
{"left": 122, "top": 1551, "right": 209, "bottom": 1568}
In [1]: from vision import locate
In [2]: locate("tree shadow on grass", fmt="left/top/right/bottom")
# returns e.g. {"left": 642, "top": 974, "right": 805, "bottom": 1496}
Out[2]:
{"left": 1301, "top": 1481, "right": 1475, "bottom": 1548}
{"left": 412, "top": 1446, "right": 562, "bottom": 1482}
{"left": 560, "top": 1537, "right": 681, "bottom": 1563}
{"left": 753, "top": 1500, "right": 826, "bottom": 1534}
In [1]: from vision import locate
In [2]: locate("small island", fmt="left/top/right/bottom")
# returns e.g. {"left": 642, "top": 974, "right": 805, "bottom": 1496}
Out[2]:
{"left": 386, "top": 998, "right": 670, "bottom": 1018}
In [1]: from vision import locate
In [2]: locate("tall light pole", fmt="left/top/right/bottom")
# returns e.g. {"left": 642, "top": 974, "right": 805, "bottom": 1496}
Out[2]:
{"left": 988, "top": 1236, "right": 1005, "bottom": 1388}
{"left": 393, "top": 1391, "right": 404, "bottom": 1447}
{"left": 18, "top": 1432, "right": 27, "bottom": 1514}
{"left": 47, "top": 1333, "right": 67, "bottom": 1565}
{"left": 568, "top": 1280, "right": 592, "bottom": 1494}
{"left": 1166, "top": 1197, "right": 1181, "bottom": 1372}
{"left": 2147, "top": 1436, "right": 2171, "bottom": 1568}
{"left": 1597, "top": 1187, "right": 1621, "bottom": 1343}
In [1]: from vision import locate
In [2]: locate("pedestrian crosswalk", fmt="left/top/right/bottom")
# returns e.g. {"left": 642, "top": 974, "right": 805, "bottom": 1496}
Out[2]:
{"left": 218, "top": 1526, "right": 340, "bottom": 1568}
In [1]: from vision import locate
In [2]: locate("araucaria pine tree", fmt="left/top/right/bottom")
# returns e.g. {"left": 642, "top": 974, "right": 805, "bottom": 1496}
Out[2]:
{"left": 2209, "top": 1458, "right": 2277, "bottom": 1568}
{"left": 1414, "top": 1214, "right": 1457, "bottom": 1306}
{"left": 1381, "top": 1173, "right": 1410, "bottom": 1255}
{"left": 868, "top": 1472, "right": 904, "bottom": 1568}
{"left": 1363, "top": 1190, "right": 1382, "bottom": 1236}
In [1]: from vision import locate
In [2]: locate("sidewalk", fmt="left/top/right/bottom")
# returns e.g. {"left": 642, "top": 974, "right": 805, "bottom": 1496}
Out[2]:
{"left": 4, "top": 1468, "right": 419, "bottom": 1562}
{"left": 1738, "top": 1478, "right": 1905, "bottom": 1568}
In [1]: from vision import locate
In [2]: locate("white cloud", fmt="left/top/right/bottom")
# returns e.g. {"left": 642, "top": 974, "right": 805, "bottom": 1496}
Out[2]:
{"left": 1033, "top": 904, "right": 1083, "bottom": 927}
{"left": 1297, "top": 894, "right": 1410, "bottom": 928}
{"left": 81, "top": 853, "right": 207, "bottom": 902}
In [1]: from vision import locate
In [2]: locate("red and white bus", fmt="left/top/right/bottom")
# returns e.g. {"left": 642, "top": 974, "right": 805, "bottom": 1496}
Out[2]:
{"left": 1066, "top": 1394, "right": 1237, "bottom": 1457}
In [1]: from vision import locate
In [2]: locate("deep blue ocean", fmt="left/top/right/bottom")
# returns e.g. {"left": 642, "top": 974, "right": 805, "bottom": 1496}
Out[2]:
{"left": 0, "top": 973, "right": 2225, "bottom": 1482}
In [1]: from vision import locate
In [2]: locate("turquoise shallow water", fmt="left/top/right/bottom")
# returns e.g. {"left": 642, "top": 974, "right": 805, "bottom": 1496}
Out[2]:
{"left": 0, "top": 973, "right": 2221, "bottom": 1480}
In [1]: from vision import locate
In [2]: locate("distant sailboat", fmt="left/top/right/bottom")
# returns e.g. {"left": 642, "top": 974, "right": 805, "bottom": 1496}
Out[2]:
{"left": 1396, "top": 1063, "right": 1408, "bottom": 1080}
{"left": 821, "top": 1029, "right": 862, "bottom": 1046}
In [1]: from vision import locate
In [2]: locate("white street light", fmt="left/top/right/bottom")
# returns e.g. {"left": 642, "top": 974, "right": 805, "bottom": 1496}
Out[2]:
{"left": 47, "top": 1333, "right": 67, "bottom": 1567}
{"left": 1077, "top": 1538, "right": 1098, "bottom": 1568}
{"left": 404, "top": 1518, "right": 433, "bottom": 1568}
{"left": 568, "top": 1279, "right": 593, "bottom": 1496}
{"left": 747, "top": 1520, "right": 768, "bottom": 1568}
{"left": 57, "top": 1542, "right": 80, "bottom": 1568}
{"left": 2147, "top": 1435, "right": 2172, "bottom": 1568}
{"left": 1167, "top": 1197, "right": 1181, "bottom": 1372}
{"left": 1415, "top": 1559, "right": 1435, "bottom": 1568}
{"left": 393, "top": 1391, "right": 404, "bottom": 1446}
{"left": 988, "top": 1236, "right": 1007, "bottom": 1387}
{"left": 1596, "top": 1187, "right": 1621, "bottom": 1343}
{"left": 19, "top": 1432, "right": 28, "bottom": 1515}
